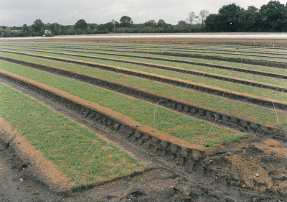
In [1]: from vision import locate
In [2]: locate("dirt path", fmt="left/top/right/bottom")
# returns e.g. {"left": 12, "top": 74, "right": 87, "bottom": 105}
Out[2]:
{"left": 1, "top": 130, "right": 286, "bottom": 201}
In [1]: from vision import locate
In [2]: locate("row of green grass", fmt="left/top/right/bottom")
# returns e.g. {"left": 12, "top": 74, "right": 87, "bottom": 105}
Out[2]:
{"left": 0, "top": 82, "right": 146, "bottom": 187}
{"left": 92, "top": 44, "right": 287, "bottom": 60}
{"left": 95, "top": 43, "right": 287, "bottom": 62}
{"left": 0, "top": 52, "right": 286, "bottom": 127}
{"left": 16, "top": 42, "right": 287, "bottom": 58}
{"left": 36, "top": 46, "right": 287, "bottom": 87}
{"left": 5, "top": 42, "right": 287, "bottom": 58}
{"left": 0, "top": 59, "right": 246, "bottom": 146}
{"left": 10, "top": 44, "right": 287, "bottom": 79}
{"left": 5, "top": 44, "right": 287, "bottom": 77}
{"left": 3, "top": 49, "right": 287, "bottom": 104}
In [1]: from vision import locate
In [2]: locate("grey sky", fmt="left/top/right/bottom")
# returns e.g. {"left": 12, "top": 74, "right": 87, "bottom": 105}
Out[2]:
{"left": 0, "top": 0, "right": 284, "bottom": 26}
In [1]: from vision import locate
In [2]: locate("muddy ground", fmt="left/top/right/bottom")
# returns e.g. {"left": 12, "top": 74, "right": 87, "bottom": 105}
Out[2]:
{"left": 1, "top": 130, "right": 287, "bottom": 201}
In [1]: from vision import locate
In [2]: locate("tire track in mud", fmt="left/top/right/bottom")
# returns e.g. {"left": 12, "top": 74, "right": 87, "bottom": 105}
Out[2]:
{"left": 0, "top": 56, "right": 280, "bottom": 136}
{"left": 5, "top": 46, "right": 287, "bottom": 80}
{"left": 2, "top": 49, "right": 287, "bottom": 94}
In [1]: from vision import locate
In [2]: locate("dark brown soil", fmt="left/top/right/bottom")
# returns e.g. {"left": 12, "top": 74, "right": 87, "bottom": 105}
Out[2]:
{"left": 1, "top": 131, "right": 287, "bottom": 201}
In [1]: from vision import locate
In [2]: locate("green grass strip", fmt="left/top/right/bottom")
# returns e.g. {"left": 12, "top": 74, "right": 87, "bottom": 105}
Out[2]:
{"left": 0, "top": 52, "right": 286, "bottom": 127}
{"left": 3, "top": 49, "right": 287, "bottom": 104}
{"left": 0, "top": 83, "right": 146, "bottom": 187}
{"left": 0, "top": 60, "right": 246, "bottom": 146}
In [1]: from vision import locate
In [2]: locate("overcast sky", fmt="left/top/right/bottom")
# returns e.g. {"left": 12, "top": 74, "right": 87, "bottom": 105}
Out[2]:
{"left": 0, "top": 0, "right": 285, "bottom": 27}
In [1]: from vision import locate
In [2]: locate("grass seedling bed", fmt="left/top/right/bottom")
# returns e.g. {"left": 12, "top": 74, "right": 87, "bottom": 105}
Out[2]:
{"left": 2, "top": 49, "right": 287, "bottom": 105}
{"left": 31, "top": 46, "right": 287, "bottom": 87}
{"left": 0, "top": 60, "right": 246, "bottom": 146}
{"left": 1, "top": 52, "right": 286, "bottom": 127}
{"left": 5, "top": 42, "right": 287, "bottom": 58}
{"left": 6, "top": 45, "right": 287, "bottom": 77}
{"left": 94, "top": 45, "right": 287, "bottom": 60}
{"left": 0, "top": 82, "right": 146, "bottom": 187}
{"left": 33, "top": 42, "right": 287, "bottom": 58}
{"left": 14, "top": 44, "right": 287, "bottom": 78}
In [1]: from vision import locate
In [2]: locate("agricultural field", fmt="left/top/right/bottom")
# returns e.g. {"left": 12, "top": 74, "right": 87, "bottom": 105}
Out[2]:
{"left": 0, "top": 37, "right": 287, "bottom": 201}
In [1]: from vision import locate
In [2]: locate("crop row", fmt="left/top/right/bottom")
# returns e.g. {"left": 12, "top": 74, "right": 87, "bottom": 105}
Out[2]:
{"left": 26, "top": 42, "right": 287, "bottom": 63}
{"left": 5, "top": 42, "right": 287, "bottom": 60}
{"left": 0, "top": 55, "right": 281, "bottom": 135}
{"left": 0, "top": 70, "right": 261, "bottom": 174}
{"left": 2, "top": 49, "right": 287, "bottom": 104}
{"left": 0, "top": 81, "right": 146, "bottom": 187}
{"left": 5, "top": 44, "right": 287, "bottom": 83}
{"left": 21, "top": 46, "right": 287, "bottom": 80}
{"left": 5, "top": 45, "right": 287, "bottom": 89}
{"left": 0, "top": 59, "right": 244, "bottom": 146}
{"left": 1, "top": 52, "right": 286, "bottom": 128}
{"left": 1, "top": 52, "right": 286, "bottom": 110}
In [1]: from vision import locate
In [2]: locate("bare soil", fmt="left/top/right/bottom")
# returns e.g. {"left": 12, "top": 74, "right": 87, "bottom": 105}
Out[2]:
{"left": 1, "top": 130, "right": 287, "bottom": 201}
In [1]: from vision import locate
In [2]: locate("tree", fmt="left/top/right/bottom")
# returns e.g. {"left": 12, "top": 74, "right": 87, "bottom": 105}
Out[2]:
{"left": 199, "top": 10, "right": 209, "bottom": 27}
{"left": 45, "top": 22, "right": 62, "bottom": 35}
{"left": 120, "top": 16, "right": 133, "bottom": 27}
{"left": 238, "top": 6, "right": 259, "bottom": 31}
{"left": 186, "top": 11, "right": 197, "bottom": 25}
{"left": 157, "top": 19, "right": 166, "bottom": 27}
{"left": 32, "top": 19, "right": 44, "bottom": 35}
{"left": 144, "top": 19, "right": 156, "bottom": 27}
{"left": 21, "top": 24, "right": 29, "bottom": 36}
{"left": 205, "top": 14, "right": 220, "bottom": 32}
{"left": 218, "top": 3, "right": 244, "bottom": 32}
{"left": 258, "top": 1, "right": 285, "bottom": 31}
{"left": 74, "top": 19, "right": 87, "bottom": 33}
{"left": 106, "top": 22, "right": 115, "bottom": 32}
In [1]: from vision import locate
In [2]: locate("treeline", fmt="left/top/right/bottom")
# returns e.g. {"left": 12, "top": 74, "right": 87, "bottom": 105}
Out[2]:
{"left": 0, "top": 16, "right": 204, "bottom": 37}
{"left": 0, "top": 0, "right": 286, "bottom": 37}
{"left": 205, "top": 1, "right": 287, "bottom": 32}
